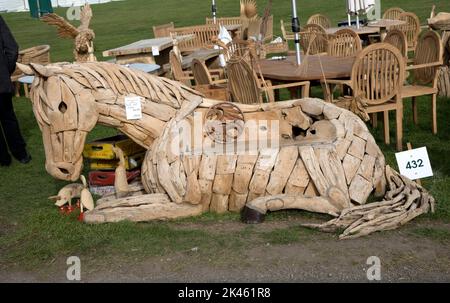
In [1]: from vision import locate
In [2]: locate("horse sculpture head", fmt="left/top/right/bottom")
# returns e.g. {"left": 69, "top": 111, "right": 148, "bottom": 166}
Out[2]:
{"left": 17, "top": 63, "right": 99, "bottom": 181}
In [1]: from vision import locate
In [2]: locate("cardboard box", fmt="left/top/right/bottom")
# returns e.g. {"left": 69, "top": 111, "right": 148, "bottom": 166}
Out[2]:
{"left": 89, "top": 152, "right": 145, "bottom": 171}
{"left": 83, "top": 134, "right": 146, "bottom": 160}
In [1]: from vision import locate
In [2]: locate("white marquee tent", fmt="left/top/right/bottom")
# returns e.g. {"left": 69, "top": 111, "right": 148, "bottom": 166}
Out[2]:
{"left": 0, "top": 0, "right": 123, "bottom": 12}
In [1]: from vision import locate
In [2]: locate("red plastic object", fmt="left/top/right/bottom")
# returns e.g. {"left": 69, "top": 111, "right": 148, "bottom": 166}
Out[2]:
{"left": 88, "top": 169, "right": 140, "bottom": 186}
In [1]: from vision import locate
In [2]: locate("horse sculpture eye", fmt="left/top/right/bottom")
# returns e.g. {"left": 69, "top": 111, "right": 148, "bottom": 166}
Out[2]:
{"left": 58, "top": 101, "right": 68, "bottom": 114}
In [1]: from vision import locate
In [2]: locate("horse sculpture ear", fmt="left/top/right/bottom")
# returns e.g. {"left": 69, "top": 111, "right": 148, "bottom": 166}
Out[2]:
{"left": 16, "top": 63, "right": 34, "bottom": 75}
{"left": 16, "top": 62, "right": 57, "bottom": 77}
{"left": 29, "top": 63, "right": 56, "bottom": 77}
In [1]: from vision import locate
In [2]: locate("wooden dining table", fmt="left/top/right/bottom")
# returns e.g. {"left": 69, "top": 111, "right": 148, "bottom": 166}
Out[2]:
{"left": 366, "top": 19, "right": 407, "bottom": 40}
{"left": 258, "top": 55, "right": 355, "bottom": 98}
{"left": 102, "top": 35, "right": 194, "bottom": 65}
{"left": 259, "top": 55, "right": 355, "bottom": 82}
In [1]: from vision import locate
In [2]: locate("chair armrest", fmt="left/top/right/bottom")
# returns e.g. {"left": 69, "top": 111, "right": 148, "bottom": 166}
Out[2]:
{"left": 406, "top": 62, "right": 443, "bottom": 71}
{"left": 320, "top": 79, "right": 352, "bottom": 87}
{"left": 266, "top": 81, "right": 310, "bottom": 90}
{"left": 212, "top": 79, "right": 228, "bottom": 85}
{"left": 262, "top": 81, "right": 311, "bottom": 98}
{"left": 178, "top": 76, "right": 195, "bottom": 81}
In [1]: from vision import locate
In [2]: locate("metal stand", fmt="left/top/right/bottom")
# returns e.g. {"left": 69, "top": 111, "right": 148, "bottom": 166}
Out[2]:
{"left": 291, "top": 0, "right": 301, "bottom": 65}
{"left": 212, "top": 0, "right": 217, "bottom": 24}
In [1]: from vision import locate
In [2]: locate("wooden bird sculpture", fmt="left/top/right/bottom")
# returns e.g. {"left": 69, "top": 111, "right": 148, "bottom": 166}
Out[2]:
{"left": 240, "top": 0, "right": 258, "bottom": 19}
{"left": 41, "top": 4, "right": 97, "bottom": 62}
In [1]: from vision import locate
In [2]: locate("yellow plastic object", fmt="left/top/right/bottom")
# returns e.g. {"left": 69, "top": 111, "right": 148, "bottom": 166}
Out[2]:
{"left": 89, "top": 152, "right": 145, "bottom": 171}
{"left": 83, "top": 134, "right": 145, "bottom": 160}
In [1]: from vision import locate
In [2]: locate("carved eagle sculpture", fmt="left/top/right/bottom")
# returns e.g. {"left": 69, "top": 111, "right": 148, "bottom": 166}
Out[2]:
{"left": 240, "top": 0, "right": 258, "bottom": 19}
{"left": 41, "top": 4, "right": 97, "bottom": 62}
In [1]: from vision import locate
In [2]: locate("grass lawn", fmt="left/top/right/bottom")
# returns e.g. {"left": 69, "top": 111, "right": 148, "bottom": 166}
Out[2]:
{"left": 0, "top": 0, "right": 449, "bottom": 277}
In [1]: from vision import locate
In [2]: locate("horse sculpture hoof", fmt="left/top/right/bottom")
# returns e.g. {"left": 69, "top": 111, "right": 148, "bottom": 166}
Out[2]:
{"left": 241, "top": 206, "right": 265, "bottom": 224}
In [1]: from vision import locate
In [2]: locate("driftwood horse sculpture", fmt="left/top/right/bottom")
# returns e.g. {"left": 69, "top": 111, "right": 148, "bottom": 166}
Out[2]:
{"left": 17, "top": 61, "right": 435, "bottom": 239}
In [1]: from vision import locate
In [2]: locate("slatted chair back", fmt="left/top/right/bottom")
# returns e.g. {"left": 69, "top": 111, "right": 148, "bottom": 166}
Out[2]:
{"left": 206, "top": 17, "right": 242, "bottom": 26}
{"left": 169, "top": 50, "right": 190, "bottom": 86}
{"left": 215, "top": 38, "right": 252, "bottom": 64}
{"left": 170, "top": 24, "right": 220, "bottom": 52}
{"left": 382, "top": 7, "right": 405, "bottom": 20}
{"left": 383, "top": 29, "right": 408, "bottom": 59}
{"left": 327, "top": 28, "right": 362, "bottom": 57}
{"left": 351, "top": 43, "right": 405, "bottom": 106}
{"left": 412, "top": 30, "right": 443, "bottom": 85}
{"left": 394, "top": 12, "right": 421, "bottom": 51}
{"left": 226, "top": 55, "right": 262, "bottom": 104}
{"left": 261, "top": 15, "right": 274, "bottom": 42}
{"left": 152, "top": 22, "right": 175, "bottom": 38}
{"left": 280, "top": 19, "right": 295, "bottom": 41}
{"left": 307, "top": 14, "right": 331, "bottom": 29}
{"left": 191, "top": 59, "right": 213, "bottom": 85}
{"left": 300, "top": 24, "right": 328, "bottom": 55}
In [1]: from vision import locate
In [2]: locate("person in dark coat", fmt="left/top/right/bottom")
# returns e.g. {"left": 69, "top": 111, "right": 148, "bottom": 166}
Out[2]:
{"left": 0, "top": 15, "right": 31, "bottom": 166}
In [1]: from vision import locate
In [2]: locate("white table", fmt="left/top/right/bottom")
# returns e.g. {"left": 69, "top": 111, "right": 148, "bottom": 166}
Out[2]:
{"left": 103, "top": 35, "right": 194, "bottom": 65}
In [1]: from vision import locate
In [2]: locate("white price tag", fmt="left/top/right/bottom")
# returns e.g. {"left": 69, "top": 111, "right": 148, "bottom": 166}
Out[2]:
{"left": 395, "top": 147, "right": 433, "bottom": 180}
{"left": 151, "top": 46, "right": 160, "bottom": 56}
{"left": 125, "top": 96, "right": 142, "bottom": 120}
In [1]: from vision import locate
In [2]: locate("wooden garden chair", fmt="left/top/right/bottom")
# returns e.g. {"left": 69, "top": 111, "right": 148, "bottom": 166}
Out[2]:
{"left": 191, "top": 58, "right": 227, "bottom": 85}
{"left": 152, "top": 22, "right": 175, "bottom": 38}
{"left": 322, "top": 28, "right": 362, "bottom": 102}
{"left": 169, "top": 50, "right": 194, "bottom": 86}
{"left": 324, "top": 43, "right": 405, "bottom": 151}
{"left": 400, "top": 30, "right": 443, "bottom": 134}
{"left": 206, "top": 17, "right": 242, "bottom": 26}
{"left": 327, "top": 28, "right": 362, "bottom": 57}
{"left": 280, "top": 19, "right": 295, "bottom": 42}
{"left": 191, "top": 59, "right": 229, "bottom": 101}
{"left": 213, "top": 37, "right": 253, "bottom": 64}
{"left": 307, "top": 14, "right": 331, "bottom": 29}
{"left": 226, "top": 54, "right": 310, "bottom": 104}
{"left": 393, "top": 12, "right": 421, "bottom": 53}
{"left": 300, "top": 24, "right": 328, "bottom": 55}
{"left": 169, "top": 24, "right": 220, "bottom": 52}
{"left": 382, "top": 7, "right": 405, "bottom": 20}
{"left": 383, "top": 29, "right": 408, "bottom": 60}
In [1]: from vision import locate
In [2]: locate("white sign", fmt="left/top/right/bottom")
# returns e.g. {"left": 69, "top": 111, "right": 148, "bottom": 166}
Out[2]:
{"left": 152, "top": 46, "right": 160, "bottom": 56}
{"left": 125, "top": 96, "right": 142, "bottom": 120}
{"left": 395, "top": 147, "right": 433, "bottom": 180}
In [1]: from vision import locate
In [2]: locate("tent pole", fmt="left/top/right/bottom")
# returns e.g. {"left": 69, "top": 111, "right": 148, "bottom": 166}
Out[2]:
{"left": 291, "top": 0, "right": 301, "bottom": 65}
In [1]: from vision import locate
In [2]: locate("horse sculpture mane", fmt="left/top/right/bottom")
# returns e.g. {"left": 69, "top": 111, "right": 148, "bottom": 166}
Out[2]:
{"left": 17, "top": 61, "right": 435, "bottom": 239}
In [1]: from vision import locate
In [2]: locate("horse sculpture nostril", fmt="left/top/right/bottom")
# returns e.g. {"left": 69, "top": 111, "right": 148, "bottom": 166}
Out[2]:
{"left": 58, "top": 167, "right": 70, "bottom": 175}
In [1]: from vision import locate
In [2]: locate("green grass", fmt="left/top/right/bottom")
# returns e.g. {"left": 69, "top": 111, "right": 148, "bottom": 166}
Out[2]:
{"left": 410, "top": 227, "right": 450, "bottom": 243}
{"left": 1, "top": 0, "right": 450, "bottom": 268}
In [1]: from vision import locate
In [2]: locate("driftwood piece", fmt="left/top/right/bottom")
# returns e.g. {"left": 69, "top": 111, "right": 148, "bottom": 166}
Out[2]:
{"left": 246, "top": 194, "right": 340, "bottom": 217}
{"left": 266, "top": 146, "right": 298, "bottom": 195}
{"left": 84, "top": 194, "right": 203, "bottom": 223}
{"left": 303, "top": 166, "right": 435, "bottom": 239}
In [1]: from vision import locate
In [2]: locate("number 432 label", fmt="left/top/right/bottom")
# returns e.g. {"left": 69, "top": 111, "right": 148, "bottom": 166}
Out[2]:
{"left": 395, "top": 147, "right": 433, "bottom": 180}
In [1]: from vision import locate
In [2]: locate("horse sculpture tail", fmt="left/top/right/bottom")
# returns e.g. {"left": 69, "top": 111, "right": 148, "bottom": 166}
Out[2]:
{"left": 302, "top": 166, "right": 435, "bottom": 239}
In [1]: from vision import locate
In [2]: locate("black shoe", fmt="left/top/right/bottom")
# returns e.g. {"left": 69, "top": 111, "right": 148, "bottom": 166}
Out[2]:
{"left": 0, "top": 155, "right": 12, "bottom": 166}
{"left": 18, "top": 153, "right": 32, "bottom": 164}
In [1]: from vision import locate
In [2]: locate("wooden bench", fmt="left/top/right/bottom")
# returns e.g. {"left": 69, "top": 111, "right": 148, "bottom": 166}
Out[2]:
{"left": 169, "top": 24, "right": 220, "bottom": 52}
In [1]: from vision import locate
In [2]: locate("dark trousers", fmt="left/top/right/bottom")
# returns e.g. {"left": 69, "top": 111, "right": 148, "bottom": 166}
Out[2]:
{"left": 0, "top": 93, "right": 27, "bottom": 161}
